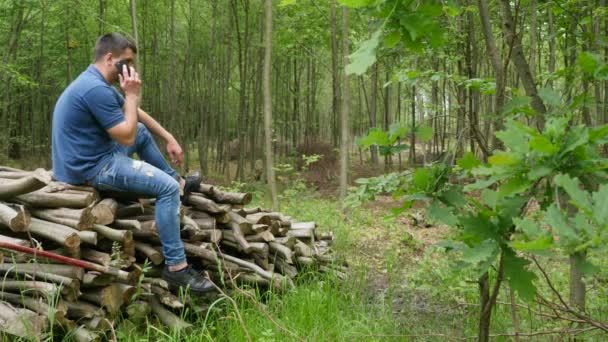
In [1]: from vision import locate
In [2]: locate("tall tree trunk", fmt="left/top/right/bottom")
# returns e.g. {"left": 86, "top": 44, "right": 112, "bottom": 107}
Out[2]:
{"left": 263, "top": 0, "right": 278, "bottom": 211}
{"left": 339, "top": 6, "right": 350, "bottom": 202}
{"left": 478, "top": 0, "right": 506, "bottom": 149}
{"left": 370, "top": 63, "right": 379, "bottom": 165}
{"left": 499, "top": 0, "right": 547, "bottom": 127}
{"left": 331, "top": 0, "right": 340, "bottom": 148}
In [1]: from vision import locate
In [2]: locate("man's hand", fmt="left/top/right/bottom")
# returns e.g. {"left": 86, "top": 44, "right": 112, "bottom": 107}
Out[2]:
{"left": 166, "top": 137, "right": 184, "bottom": 166}
{"left": 119, "top": 65, "right": 141, "bottom": 100}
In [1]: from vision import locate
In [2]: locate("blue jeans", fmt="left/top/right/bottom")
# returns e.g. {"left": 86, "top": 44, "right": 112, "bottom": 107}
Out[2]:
{"left": 90, "top": 123, "right": 186, "bottom": 266}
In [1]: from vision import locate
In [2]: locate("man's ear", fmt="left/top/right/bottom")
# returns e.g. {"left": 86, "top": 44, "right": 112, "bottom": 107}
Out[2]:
{"left": 105, "top": 52, "right": 114, "bottom": 67}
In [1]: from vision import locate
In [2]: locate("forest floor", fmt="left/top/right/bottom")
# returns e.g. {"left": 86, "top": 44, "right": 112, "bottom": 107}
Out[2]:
{"left": 3, "top": 157, "right": 607, "bottom": 341}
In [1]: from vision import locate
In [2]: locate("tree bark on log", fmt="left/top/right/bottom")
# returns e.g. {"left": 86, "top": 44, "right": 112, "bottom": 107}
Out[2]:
{"left": 0, "top": 168, "right": 51, "bottom": 200}
{"left": 0, "top": 300, "right": 48, "bottom": 338}
{"left": 150, "top": 285, "right": 185, "bottom": 309}
{"left": 0, "top": 202, "right": 30, "bottom": 232}
{"left": 16, "top": 188, "right": 97, "bottom": 208}
{"left": 91, "top": 198, "right": 118, "bottom": 225}
{"left": 31, "top": 207, "right": 95, "bottom": 230}
{"left": 28, "top": 218, "right": 81, "bottom": 249}
{"left": 187, "top": 194, "right": 226, "bottom": 214}
{"left": 65, "top": 301, "right": 103, "bottom": 320}
{"left": 134, "top": 241, "right": 164, "bottom": 265}
{"left": 148, "top": 296, "right": 193, "bottom": 332}
{"left": 207, "top": 189, "right": 251, "bottom": 205}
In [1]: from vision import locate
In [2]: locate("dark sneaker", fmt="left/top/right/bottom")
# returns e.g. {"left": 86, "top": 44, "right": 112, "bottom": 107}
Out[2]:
{"left": 161, "top": 264, "right": 216, "bottom": 294}
{"left": 180, "top": 172, "right": 202, "bottom": 205}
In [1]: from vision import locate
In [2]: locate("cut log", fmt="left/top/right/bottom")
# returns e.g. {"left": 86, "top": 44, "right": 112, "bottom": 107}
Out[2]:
{"left": 81, "top": 248, "right": 111, "bottom": 267}
{"left": 272, "top": 236, "right": 296, "bottom": 249}
{"left": 245, "top": 230, "right": 274, "bottom": 243}
{"left": 115, "top": 203, "right": 145, "bottom": 218}
{"left": 31, "top": 207, "right": 95, "bottom": 230}
{"left": 112, "top": 219, "right": 141, "bottom": 230}
{"left": 273, "top": 256, "right": 298, "bottom": 278}
{"left": 296, "top": 256, "right": 315, "bottom": 266}
{"left": 0, "top": 301, "right": 48, "bottom": 338}
{"left": 226, "top": 220, "right": 252, "bottom": 253}
{"left": 294, "top": 240, "right": 314, "bottom": 258}
{"left": 192, "top": 217, "right": 216, "bottom": 230}
{"left": 0, "top": 292, "right": 67, "bottom": 321}
{"left": 80, "top": 284, "right": 125, "bottom": 316}
{"left": 287, "top": 228, "right": 315, "bottom": 240}
{"left": 134, "top": 241, "right": 164, "bottom": 265}
{"left": 0, "top": 203, "right": 30, "bottom": 232}
{"left": 73, "top": 325, "right": 101, "bottom": 342}
{"left": 187, "top": 194, "right": 225, "bottom": 214}
{"left": 208, "top": 189, "right": 252, "bottom": 205}
{"left": 92, "top": 224, "right": 132, "bottom": 243}
{"left": 0, "top": 280, "right": 60, "bottom": 297}
{"left": 0, "top": 168, "right": 51, "bottom": 199}
{"left": 315, "top": 231, "right": 334, "bottom": 241}
{"left": 28, "top": 218, "right": 80, "bottom": 249}
{"left": 16, "top": 188, "right": 97, "bottom": 208}
{"left": 82, "top": 272, "right": 114, "bottom": 288}
{"left": 65, "top": 301, "right": 103, "bottom": 320}
{"left": 228, "top": 212, "right": 253, "bottom": 235}
{"left": 291, "top": 222, "right": 316, "bottom": 230}
{"left": 198, "top": 183, "right": 215, "bottom": 196}
{"left": 91, "top": 198, "right": 118, "bottom": 225}
{"left": 77, "top": 230, "right": 98, "bottom": 245}
{"left": 126, "top": 300, "right": 151, "bottom": 321}
{"left": 148, "top": 296, "right": 192, "bottom": 332}
{"left": 268, "top": 242, "right": 293, "bottom": 264}
{"left": 0, "top": 233, "right": 30, "bottom": 247}
{"left": 245, "top": 212, "right": 272, "bottom": 226}
{"left": 150, "top": 285, "right": 185, "bottom": 309}
{"left": 0, "top": 262, "right": 85, "bottom": 280}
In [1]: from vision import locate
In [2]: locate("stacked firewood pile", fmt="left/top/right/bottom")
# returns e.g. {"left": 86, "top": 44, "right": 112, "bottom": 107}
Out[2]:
{"left": 0, "top": 166, "right": 342, "bottom": 340}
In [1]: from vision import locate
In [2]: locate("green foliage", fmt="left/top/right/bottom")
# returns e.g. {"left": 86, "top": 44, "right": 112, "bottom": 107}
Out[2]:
{"left": 355, "top": 121, "right": 433, "bottom": 157}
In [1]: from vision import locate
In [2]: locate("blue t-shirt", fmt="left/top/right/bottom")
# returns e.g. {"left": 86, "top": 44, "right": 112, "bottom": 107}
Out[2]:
{"left": 52, "top": 65, "right": 126, "bottom": 184}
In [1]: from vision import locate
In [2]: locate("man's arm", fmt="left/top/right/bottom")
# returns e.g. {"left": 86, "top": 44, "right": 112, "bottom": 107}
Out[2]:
{"left": 138, "top": 108, "right": 184, "bottom": 165}
{"left": 107, "top": 66, "right": 140, "bottom": 145}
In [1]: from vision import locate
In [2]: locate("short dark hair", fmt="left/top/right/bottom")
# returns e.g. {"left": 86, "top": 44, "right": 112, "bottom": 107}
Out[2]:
{"left": 94, "top": 33, "right": 137, "bottom": 61}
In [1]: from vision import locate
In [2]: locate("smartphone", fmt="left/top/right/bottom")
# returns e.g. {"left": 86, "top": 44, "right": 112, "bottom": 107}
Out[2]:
{"left": 115, "top": 60, "right": 132, "bottom": 77}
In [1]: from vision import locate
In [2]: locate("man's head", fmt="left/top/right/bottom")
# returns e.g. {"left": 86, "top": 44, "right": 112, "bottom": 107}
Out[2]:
{"left": 94, "top": 33, "right": 137, "bottom": 83}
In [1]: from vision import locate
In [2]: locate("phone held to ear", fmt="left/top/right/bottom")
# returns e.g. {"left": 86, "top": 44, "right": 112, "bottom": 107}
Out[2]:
{"left": 115, "top": 60, "right": 132, "bottom": 77}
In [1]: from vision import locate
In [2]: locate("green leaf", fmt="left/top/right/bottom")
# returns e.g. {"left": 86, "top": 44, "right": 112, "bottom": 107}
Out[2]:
{"left": 464, "top": 178, "right": 496, "bottom": 192}
{"left": 488, "top": 152, "right": 519, "bottom": 166}
{"left": 513, "top": 217, "right": 543, "bottom": 236}
{"left": 461, "top": 239, "right": 499, "bottom": 268}
{"left": 538, "top": 87, "right": 561, "bottom": 107}
{"left": 528, "top": 165, "right": 552, "bottom": 180}
{"left": 415, "top": 125, "right": 434, "bottom": 142}
{"left": 503, "top": 96, "right": 533, "bottom": 115}
{"left": 529, "top": 136, "right": 558, "bottom": 154}
{"left": 356, "top": 127, "right": 390, "bottom": 147}
{"left": 279, "top": 0, "right": 296, "bottom": 6}
{"left": 553, "top": 174, "right": 591, "bottom": 210}
{"left": 495, "top": 122, "right": 529, "bottom": 154}
{"left": 412, "top": 168, "right": 431, "bottom": 190}
{"left": 577, "top": 52, "right": 599, "bottom": 75}
{"left": 346, "top": 30, "right": 381, "bottom": 75}
{"left": 384, "top": 31, "right": 401, "bottom": 48}
{"left": 592, "top": 184, "right": 608, "bottom": 225}
{"left": 427, "top": 200, "right": 458, "bottom": 226}
{"left": 511, "top": 236, "right": 553, "bottom": 252}
{"left": 545, "top": 203, "right": 578, "bottom": 243}
{"left": 461, "top": 213, "right": 498, "bottom": 242}
{"left": 481, "top": 189, "right": 497, "bottom": 209}
{"left": 498, "top": 176, "right": 532, "bottom": 197}
{"left": 503, "top": 250, "right": 537, "bottom": 301}
{"left": 589, "top": 124, "right": 608, "bottom": 142}
{"left": 389, "top": 122, "right": 407, "bottom": 140}
{"left": 338, "top": 0, "right": 375, "bottom": 8}
{"left": 561, "top": 126, "right": 590, "bottom": 155}
{"left": 457, "top": 152, "right": 481, "bottom": 170}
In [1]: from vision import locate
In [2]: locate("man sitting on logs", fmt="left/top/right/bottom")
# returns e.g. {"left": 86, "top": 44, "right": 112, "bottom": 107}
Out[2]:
{"left": 51, "top": 32, "right": 215, "bottom": 294}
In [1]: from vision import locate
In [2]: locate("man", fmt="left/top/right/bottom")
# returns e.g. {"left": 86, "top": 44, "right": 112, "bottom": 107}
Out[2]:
{"left": 52, "top": 32, "right": 214, "bottom": 294}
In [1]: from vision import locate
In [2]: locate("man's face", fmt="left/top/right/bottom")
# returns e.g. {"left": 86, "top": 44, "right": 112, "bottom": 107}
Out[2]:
{"left": 110, "top": 48, "right": 136, "bottom": 83}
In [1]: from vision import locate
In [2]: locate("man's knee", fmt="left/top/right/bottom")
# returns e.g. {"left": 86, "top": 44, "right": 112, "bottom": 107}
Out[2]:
{"left": 160, "top": 177, "right": 180, "bottom": 197}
